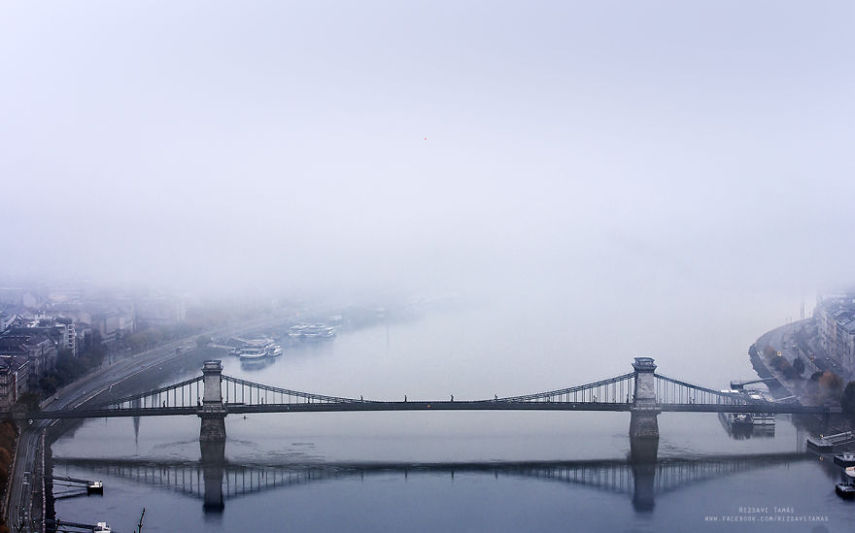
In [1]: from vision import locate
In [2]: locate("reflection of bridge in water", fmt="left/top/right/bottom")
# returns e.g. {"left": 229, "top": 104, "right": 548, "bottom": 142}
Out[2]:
{"left": 53, "top": 443, "right": 813, "bottom": 514}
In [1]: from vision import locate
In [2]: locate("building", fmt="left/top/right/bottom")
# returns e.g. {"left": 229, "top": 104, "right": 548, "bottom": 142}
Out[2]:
{"left": 135, "top": 296, "right": 186, "bottom": 328}
{"left": 0, "top": 332, "right": 58, "bottom": 382}
{"left": 814, "top": 294, "right": 855, "bottom": 377}
{"left": 0, "top": 356, "right": 30, "bottom": 409}
{"left": 0, "top": 310, "right": 18, "bottom": 331}
{"left": 52, "top": 317, "right": 77, "bottom": 357}
{"left": 92, "top": 310, "right": 135, "bottom": 344}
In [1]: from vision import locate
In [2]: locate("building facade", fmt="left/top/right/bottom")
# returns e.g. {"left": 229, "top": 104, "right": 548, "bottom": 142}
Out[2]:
{"left": 814, "top": 294, "right": 855, "bottom": 378}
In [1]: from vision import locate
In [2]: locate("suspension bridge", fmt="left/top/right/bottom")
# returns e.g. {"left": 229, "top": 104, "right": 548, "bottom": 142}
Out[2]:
{"left": 28, "top": 357, "right": 837, "bottom": 442}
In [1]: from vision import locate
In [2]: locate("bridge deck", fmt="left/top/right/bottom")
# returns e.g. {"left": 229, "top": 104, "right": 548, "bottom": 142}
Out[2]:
{"left": 28, "top": 401, "right": 837, "bottom": 419}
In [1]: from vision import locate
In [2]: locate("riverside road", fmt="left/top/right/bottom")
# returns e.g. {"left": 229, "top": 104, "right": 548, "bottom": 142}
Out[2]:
{"left": 4, "top": 315, "right": 293, "bottom": 533}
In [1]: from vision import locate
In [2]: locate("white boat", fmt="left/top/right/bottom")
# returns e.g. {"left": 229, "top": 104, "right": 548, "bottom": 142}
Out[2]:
{"left": 745, "top": 391, "right": 776, "bottom": 427}
{"left": 267, "top": 344, "right": 283, "bottom": 357}
{"left": 719, "top": 411, "right": 754, "bottom": 428}
{"left": 239, "top": 346, "right": 268, "bottom": 362}
{"left": 288, "top": 323, "right": 336, "bottom": 340}
{"left": 718, "top": 411, "right": 755, "bottom": 439}
{"left": 94, "top": 523, "right": 111, "bottom": 532}
{"left": 87, "top": 480, "right": 103, "bottom": 494}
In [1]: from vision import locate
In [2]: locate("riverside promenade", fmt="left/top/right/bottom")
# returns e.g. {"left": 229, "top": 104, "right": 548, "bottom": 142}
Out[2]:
{"left": 752, "top": 319, "right": 820, "bottom": 403}
{"left": 752, "top": 319, "right": 852, "bottom": 436}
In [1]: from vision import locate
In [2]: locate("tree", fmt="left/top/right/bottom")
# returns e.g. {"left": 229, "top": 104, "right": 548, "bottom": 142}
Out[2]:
{"left": 780, "top": 358, "right": 797, "bottom": 379}
{"left": 196, "top": 335, "right": 212, "bottom": 349}
{"left": 842, "top": 382, "right": 855, "bottom": 418}
{"left": 818, "top": 371, "right": 844, "bottom": 391}
{"left": 792, "top": 357, "right": 805, "bottom": 376}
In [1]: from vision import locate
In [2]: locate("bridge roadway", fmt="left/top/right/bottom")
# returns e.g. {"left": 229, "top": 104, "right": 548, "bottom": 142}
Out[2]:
{"left": 27, "top": 400, "right": 837, "bottom": 419}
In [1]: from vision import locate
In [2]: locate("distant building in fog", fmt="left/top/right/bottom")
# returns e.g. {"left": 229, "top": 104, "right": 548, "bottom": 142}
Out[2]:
{"left": 135, "top": 296, "right": 186, "bottom": 327}
{"left": 92, "top": 310, "right": 135, "bottom": 343}
{"left": 814, "top": 293, "right": 855, "bottom": 377}
{"left": 0, "top": 332, "right": 57, "bottom": 385}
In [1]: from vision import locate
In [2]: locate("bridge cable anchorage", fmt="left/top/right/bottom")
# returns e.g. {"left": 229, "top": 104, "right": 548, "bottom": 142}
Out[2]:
{"left": 490, "top": 372, "right": 636, "bottom": 404}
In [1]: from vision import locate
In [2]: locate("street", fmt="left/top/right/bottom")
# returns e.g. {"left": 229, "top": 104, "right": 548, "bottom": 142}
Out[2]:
{"left": 4, "top": 315, "right": 292, "bottom": 532}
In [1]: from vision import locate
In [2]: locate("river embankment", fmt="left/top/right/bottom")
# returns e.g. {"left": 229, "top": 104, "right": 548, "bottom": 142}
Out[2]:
{"left": 751, "top": 319, "right": 851, "bottom": 435}
{"left": 5, "top": 312, "right": 295, "bottom": 532}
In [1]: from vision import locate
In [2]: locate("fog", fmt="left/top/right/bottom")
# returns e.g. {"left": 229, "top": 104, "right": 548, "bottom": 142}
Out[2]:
{"left": 1, "top": 1, "right": 853, "bottom": 305}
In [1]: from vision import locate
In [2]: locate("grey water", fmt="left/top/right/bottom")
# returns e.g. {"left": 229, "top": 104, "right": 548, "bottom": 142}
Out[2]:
{"left": 52, "top": 292, "right": 855, "bottom": 532}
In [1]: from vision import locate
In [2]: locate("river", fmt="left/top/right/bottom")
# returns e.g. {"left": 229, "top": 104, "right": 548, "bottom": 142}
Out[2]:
{"left": 50, "top": 293, "right": 854, "bottom": 532}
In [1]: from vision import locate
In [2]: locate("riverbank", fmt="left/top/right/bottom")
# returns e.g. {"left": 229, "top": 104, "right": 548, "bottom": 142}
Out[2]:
{"left": 752, "top": 319, "right": 852, "bottom": 435}
{"left": 0, "top": 421, "right": 17, "bottom": 533}
{"left": 752, "top": 320, "right": 817, "bottom": 402}
{"left": 4, "top": 312, "right": 297, "bottom": 532}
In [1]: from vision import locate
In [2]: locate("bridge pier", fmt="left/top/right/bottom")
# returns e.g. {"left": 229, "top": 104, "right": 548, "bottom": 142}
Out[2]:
{"left": 629, "top": 357, "right": 660, "bottom": 439}
{"left": 200, "top": 440, "right": 225, "bottom": 512}
{"left": 629, "top": 409, "right": 660, "bottom": 439}
{"left": 629, "top": 436, "right": 658, "bottom": 512}
{"left": 199, "top": 360, "right": 227, "bottom": 443}
{"left": 200, "top": 413, "right": 227, "bottom": 442}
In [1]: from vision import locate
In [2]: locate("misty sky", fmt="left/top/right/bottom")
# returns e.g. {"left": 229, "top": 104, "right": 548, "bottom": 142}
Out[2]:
{"left": 1, "top": 1, "right": 853, "bottom": 299}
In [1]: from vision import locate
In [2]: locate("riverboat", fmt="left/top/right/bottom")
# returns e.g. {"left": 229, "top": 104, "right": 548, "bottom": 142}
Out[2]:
{"left": 288, "top": 323, "right": 336, "bottom": 340}
{"left": 718, "top": 412, "right": 754, "bottom": 438}
{"left": 744, "top": 391, "right": 776, "bottom": 427}
{"left": 239, "top": 346, "right": 268, "bottom": 362}
{"left": 267, "top": 344, "right": 283, "bottom": 357}
{"left": 834, "top": 452, "right": 855, "bottom": 468}
{"left": 836, "top": 467, "right": 855, "bottom": 499}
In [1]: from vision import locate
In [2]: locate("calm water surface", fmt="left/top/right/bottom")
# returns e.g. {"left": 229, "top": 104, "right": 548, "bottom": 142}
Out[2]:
{"left": 52, "top": 296, "right": 855, "bottom": 531}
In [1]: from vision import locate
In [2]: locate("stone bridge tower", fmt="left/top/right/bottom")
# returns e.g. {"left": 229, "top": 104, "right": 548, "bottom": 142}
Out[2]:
{"left": 629, "top": 357, "right": 660, "bottom": 439}
{"left": 199, "top": 360, "right": 227, "bottom": 443}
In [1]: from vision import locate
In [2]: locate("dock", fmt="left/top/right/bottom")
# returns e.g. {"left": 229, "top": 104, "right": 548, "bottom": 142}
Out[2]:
{"left": 807, "top": 431, "right": 855, "bottom": 452}
{"left": 52, "top": 475, "right": 104, "bottom": 499}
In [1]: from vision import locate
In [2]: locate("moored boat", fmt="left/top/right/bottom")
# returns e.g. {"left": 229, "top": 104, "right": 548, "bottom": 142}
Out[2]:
{"left": 239, "top": 346, "right": 268, "bottom": 362}
{"left": 834, "top": 452, "right": 855, "bottom": 468}
{"left": 718, "top": 411, "right": 754, "bottom": 439}
{"left": 288, "top": 323, "right": 336, "bottom": 340}
{"left": 744, "top": 391, "right": 776, "bottom": 427}
{"left": 836, "top": 483, "right": 855, "bottom": 499}
{"left": 836, "top": 466, "right": 855, "bottom": 499}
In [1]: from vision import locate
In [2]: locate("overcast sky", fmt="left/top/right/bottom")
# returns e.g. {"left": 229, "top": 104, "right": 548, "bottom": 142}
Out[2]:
{"left": 1, "top": 1, "right": 853, "bottom": 300}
